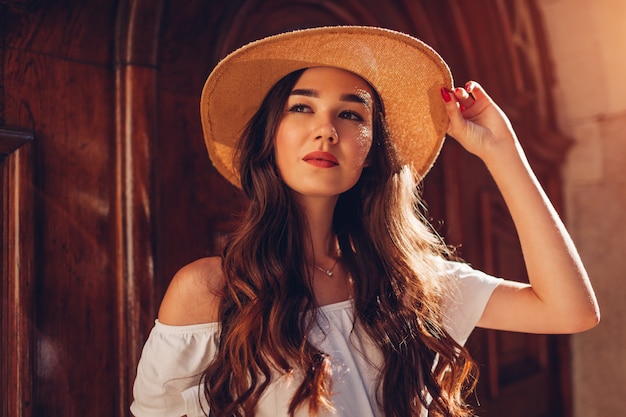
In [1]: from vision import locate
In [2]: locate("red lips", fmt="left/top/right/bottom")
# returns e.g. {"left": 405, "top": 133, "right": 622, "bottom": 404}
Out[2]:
{"left": 303, "top": 151, "right": 339, "bottom": 168}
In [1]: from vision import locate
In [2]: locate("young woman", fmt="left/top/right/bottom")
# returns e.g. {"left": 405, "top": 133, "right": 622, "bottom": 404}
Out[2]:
{"left": 131, "top": 26, "right": 599, "bottom": 417}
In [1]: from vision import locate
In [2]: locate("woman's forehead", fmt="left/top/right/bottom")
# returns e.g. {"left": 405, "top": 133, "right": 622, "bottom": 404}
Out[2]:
{"left": 292, "top": 67, "right": 374, "bottom": 107}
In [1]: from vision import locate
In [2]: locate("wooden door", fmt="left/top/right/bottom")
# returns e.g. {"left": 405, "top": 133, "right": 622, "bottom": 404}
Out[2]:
{"left": 0, "top": 1, "right": 574, "bottom": 416}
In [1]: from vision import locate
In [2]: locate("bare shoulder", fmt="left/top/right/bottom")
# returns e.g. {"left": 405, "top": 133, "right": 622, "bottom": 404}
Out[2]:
{"left": 157, "top": 256, "right": 224, "bottom": 325}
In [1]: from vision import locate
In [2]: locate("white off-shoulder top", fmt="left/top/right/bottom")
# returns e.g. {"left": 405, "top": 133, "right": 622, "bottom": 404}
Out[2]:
{"left": 131, "top": 261, "right": 501, "bottom": 417}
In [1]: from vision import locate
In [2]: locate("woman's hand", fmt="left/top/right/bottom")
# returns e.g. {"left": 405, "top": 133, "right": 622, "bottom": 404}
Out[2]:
{"left": 441, "top": 82, "right": 517, "bottom": 164}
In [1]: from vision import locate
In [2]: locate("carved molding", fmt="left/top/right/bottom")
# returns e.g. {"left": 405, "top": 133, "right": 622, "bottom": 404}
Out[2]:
{"left": 1, "top": 138, "right": 35, "bottom": 417}
{"left": 0, "top": 126, "right": 33, "bottom": 158}
{"left": 114, "top": 0, "right": 164, "bottom": 413}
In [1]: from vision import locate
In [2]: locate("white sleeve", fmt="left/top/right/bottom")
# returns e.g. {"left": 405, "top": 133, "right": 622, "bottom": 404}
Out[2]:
{"left": 440, "top": 260, "right": 502, "bottom": 345}
{"left": 130, "top": 320, "right": 219, "bottom": 417}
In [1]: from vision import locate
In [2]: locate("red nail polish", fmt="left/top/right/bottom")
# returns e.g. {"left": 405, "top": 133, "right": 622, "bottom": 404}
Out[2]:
{"left": 441, "top": 87, "right": 451, "bottom": 103}
{"left": 460, "top": 104, "right": 466, "bottom": 111}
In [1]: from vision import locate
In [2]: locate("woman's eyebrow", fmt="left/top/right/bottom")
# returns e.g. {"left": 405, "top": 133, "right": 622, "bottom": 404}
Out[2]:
{"left": 289, "top": 88, "right": 372, "bottom": 109}
{"left": 290, "top": 88, "right": 318, "bottom": 97}
{"left": 340, "top": 92, "right": 371, "bottom": 109}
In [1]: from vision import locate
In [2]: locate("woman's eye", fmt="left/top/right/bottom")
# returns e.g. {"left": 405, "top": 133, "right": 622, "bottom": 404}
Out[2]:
{"left": 340, "top": 111, "right": 363, "bottom": 121}
{"left": 288, "top": 104, "right": 310, "bottom": 113}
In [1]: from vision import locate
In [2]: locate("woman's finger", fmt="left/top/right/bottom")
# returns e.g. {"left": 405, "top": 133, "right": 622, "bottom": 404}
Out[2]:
{"left": 440, "top": 87, "right": 468, "bottom": 138}
{"left": 453, "top": 87, "right": 475, "bottom": 112}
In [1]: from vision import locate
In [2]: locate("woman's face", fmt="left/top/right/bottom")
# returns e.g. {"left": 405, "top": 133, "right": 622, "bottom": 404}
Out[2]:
{"left": 274, "top": 67, "right": 374, "bottom": 199}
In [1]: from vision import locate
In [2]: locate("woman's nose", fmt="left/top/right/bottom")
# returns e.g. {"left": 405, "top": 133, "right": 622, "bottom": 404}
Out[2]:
{"left": 314, "top": 117, "right": 338, "bottom": 143}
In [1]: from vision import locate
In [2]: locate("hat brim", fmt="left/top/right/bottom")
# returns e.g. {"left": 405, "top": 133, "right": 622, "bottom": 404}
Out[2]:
{"left": 201, "top": 26, "right": 453, "bottom": 188}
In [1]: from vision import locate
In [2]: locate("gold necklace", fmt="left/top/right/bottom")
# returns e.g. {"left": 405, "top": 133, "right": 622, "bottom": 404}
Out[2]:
{"left": 313, "top": 258, "right": 339, "bottom": 277}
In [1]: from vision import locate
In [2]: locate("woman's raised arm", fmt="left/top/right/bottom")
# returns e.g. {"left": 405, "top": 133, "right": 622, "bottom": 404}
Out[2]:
{"left": 441, "top": 83, "right": 600, "bottom": 334}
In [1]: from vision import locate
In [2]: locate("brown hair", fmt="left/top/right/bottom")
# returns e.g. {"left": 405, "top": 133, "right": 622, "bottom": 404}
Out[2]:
{"left": 201, "top": 69, "right": 478, "bottom": 417}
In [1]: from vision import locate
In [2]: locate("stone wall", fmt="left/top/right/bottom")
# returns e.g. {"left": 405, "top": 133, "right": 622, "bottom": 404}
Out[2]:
{"left": 538, "top": 0, "right": 626, "bottom": 415}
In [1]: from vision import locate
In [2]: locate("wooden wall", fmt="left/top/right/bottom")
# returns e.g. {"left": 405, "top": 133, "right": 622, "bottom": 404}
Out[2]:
{"left": 0, "top": 1, "right": 572, "bottom": 416}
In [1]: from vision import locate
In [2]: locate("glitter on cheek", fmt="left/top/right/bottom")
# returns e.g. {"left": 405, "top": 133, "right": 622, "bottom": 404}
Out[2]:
{"left": 355, "top": 125, "right": 373, "bottom": 158}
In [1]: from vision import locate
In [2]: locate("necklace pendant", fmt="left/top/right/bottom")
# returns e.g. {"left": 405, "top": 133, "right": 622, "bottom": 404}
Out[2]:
{"left": 314, "top": 264, "right": 335, "bottom": 277}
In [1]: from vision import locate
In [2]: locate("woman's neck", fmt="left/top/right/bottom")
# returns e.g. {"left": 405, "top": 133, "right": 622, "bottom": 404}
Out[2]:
{"left": 294, "top": 193, "right": 351, "bottom": 305}
{"left": 295, "top": 193, "right": 339, "bottom": 263}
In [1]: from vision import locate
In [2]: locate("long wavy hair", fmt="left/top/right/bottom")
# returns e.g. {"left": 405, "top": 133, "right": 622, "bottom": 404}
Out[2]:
{"left": 201, "top": 68, "right": 479, "bottom": 417}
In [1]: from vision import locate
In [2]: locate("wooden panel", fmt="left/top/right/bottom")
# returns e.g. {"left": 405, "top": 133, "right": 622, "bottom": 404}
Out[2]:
{"left": 5, "top": 21, "right": 121, "bottom": 414}
{"left": 32, "top": 58, "right": 117, "bottom": 416}
{"left": 5, "top": 0, "right": 116, "bottom": 66}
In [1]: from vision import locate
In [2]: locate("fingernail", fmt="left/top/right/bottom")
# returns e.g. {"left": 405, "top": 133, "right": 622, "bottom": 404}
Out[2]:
{"left": 460, "top": 104, "right": 466, "bottom": 111}
{"left": 441, "top": 87, "right": 451, "bottom": 103}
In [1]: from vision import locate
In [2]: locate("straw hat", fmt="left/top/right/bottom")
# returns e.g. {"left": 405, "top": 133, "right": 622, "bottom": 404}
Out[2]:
{"left": 201, "top": 25, "right": 453, "bottom": 188}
